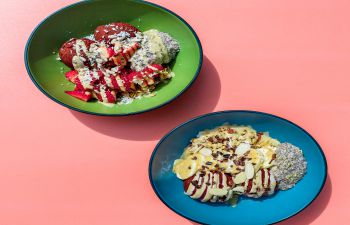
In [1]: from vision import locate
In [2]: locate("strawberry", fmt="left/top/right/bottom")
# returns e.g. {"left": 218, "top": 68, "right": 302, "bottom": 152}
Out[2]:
{"left": 105, "top": 89, "right": 116, "bottom": 103}
{"left": 112, "top": 53, "right": 127, "bottom": 67}
{"left": 109, "top": 74, "right": 120, "bottom": 90}
{"left": 127, "top": 71, "right": 139, "bottom": 81}
{"left": 106, "top": 48, "right": 116, "bottom": 57}
{"left": 110, "top": 43, "right": 140, "bottom": 67}
{"left": 65, "top": 70, "right": 79, "bottom": 83}
{"left": 120, "top": 74, "right": 132, "bottom": 91}
{"left": 74, "top": 78, "right": 85, "bottom": 91}
{"left": 92, "top": 85, "right": 116, "bottom": 103}
{"left": 59, "top": 38, "right": 95, "bottom": 68}
{"left": 65, "top": 90, "right": 92, "bottom": 102}
{"left": 100, "top": 47, "right": 116, "bottom": 59}
{"left": 150, "top": 64, "right": 164, "bottom": 71}
{"left": 92, "top": 85, "right": 103, "bottom": 102}
{"left": 122, "top": 43, "right": 140, "bottom": 59}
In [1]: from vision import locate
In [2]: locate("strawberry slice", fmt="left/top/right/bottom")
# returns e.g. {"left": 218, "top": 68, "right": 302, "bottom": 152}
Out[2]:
{"left": 92, "top": 85, "right": 103, "bottom": 102}
{"left": 66, "top": 70, "right": 98, "bottom": 91}
{"left": 109, "top": 75, "right": 120, "bottom": 90}
{"left": 112, "top": 53, "right": 127, "bottom": 67}
{"left": 122, "top": 43, "right": 140, "bottom": 59}
{"left": 149, "top": 64, "right": 164, "bottom": 71}
{"left": 120, "top": 74, "right": 132, "bottom": 91}
{"left": 100, "top": 47, "right": 116, "bottom": 59}
{"left": 127, "top": 71, "right": 139, "bottom": 82}
{"left": 74, "top": 78, "right": 85, "bottom": 91}
{"left": 105, "top": 89, "right": 116, "bottom": 103}
{"left": 65, "top": 90, "right": 92, "bottom": 102}
{"left": 142, "top": 64, "right": 165, "bottom": 79}
{"left": 92, "top": 85, "right": 116, "bottom": 103}
{"left": 96, "top": 71, "right": 117, "bottom": 90}
{"left": 111, "top": 43, "right": 140, "bottom": 67}
{"left": 106, "top": 48, "right": 116, "bottom": 57}
{"left": 65, "top": 70, "right": 79, "bottom": 83}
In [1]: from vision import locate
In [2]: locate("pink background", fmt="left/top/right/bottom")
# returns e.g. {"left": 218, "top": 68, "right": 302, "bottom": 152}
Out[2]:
{"left": 0, "top": 0, "right": 349, "bottom": 224}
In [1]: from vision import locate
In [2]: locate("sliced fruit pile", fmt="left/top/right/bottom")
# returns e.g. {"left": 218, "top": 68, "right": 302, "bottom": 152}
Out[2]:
{"left": 64, "top": 63, "right": 167, "bottom": 103}
{"left": 183, "top": 168, "right": 277, "bottom": 203}
{"left": 173, "top": 125, "right": 281, "bottom": 204}
{"left": 58, "top": 22, "right": 174, "bottom": 104}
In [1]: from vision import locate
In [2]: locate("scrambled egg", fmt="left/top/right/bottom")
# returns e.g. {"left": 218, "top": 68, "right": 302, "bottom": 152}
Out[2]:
{"left": 173, "top": 125, "right": 280, "bottom": 180}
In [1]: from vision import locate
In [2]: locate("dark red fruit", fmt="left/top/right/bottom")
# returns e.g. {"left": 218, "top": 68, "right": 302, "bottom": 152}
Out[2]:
{"left": 59, "top": 38, "right": 95, "bottom": 68}
{"left": 94, "top": 22, "right": 140, "bottom": 43}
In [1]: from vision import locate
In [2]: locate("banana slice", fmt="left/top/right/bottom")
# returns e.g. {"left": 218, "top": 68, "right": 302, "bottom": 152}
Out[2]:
{"left": 248, "top": 149, "right": 263, "bottom": 172}
{"left": 174, "top": 159, "right": 197, "bottom": 180}
{"left": 233, "top": 172, "right": 247, "bottom": 184}
{"left": 256, "top": 147, "right": 275, "bottom": 168}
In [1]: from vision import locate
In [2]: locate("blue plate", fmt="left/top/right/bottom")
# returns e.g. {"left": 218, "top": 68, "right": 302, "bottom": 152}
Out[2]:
{"left": 149, "top": 110, "right": 327, "bottom": 225}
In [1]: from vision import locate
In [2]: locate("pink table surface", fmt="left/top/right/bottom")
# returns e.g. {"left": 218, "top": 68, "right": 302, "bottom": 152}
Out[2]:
{"left": 0, "top": 0, "right": 349, "bottom": 224}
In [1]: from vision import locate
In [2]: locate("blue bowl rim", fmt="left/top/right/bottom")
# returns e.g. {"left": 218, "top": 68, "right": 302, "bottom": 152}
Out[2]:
{"left": 24, "top": 0, "right": 203, "bottom": 116}
{"left": 148, "top": 110, "right": 328, "bottom": 225}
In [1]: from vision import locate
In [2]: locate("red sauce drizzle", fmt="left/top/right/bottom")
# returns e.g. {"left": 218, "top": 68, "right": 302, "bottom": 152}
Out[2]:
{"left": 218, "top": 172, "right": 223, "bottom": 188}
{"left": 199, "top": 186, "right": 208, "bottom": 201}
{"left": 246, "top": 179, "right": 253, "bottom": 193}
{"left": 93, "top": 86, "right": 103, "bottom": 101}
{"left": 183, "top": 175, "right": 195, "bottom": 192}
{"left": 109, "top": 75, "right": 120, "bottom": 90}
{"left": 105, "top": 89, "right": 115, "bottom": 103}
{"left": 261, "top": 169, "right": 265, "bottom": 188}
{"left": 225, "top": 173, "right": 234, "bottom": 187}
{"left": 121, "top": 75, "right": 131, "bottom": 91}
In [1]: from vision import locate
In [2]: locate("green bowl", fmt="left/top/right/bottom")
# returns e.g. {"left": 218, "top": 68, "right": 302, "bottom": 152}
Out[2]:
{"left": 25, "top": 0, "right": 202, "bottom": 116}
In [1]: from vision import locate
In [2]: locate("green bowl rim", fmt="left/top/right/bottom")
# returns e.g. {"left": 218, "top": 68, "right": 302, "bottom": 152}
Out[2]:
{"left": 148, "top": 110, "right": 328, "bottom": 225}
{"left": 24, "top": 0, "right": 203, "bottom": 116}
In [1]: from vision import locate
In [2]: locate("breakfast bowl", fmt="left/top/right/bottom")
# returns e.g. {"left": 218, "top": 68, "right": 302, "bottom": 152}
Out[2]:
{"left": 25, "top": 0, "right": 202, "bottom": 116}
{"left": 149, "top": 110, "right": 327, "bottom": 225}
